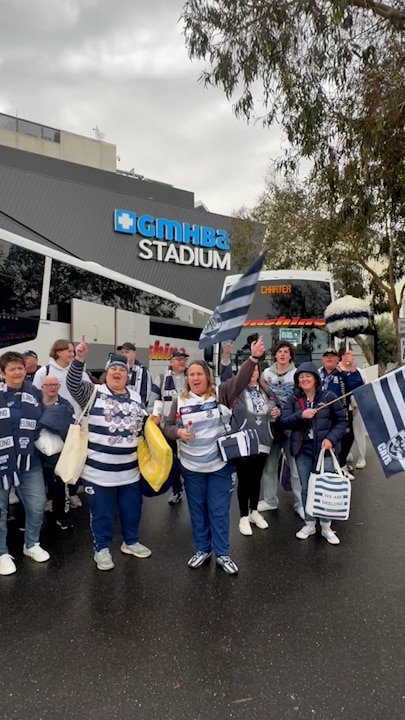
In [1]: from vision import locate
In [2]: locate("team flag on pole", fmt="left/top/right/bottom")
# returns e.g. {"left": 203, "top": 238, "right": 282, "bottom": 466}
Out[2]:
{"left": 354, "top": 366, "right": 405, "bottom": 478}
{"left": 198, "top": 250, "right": 267, "bottom": 349}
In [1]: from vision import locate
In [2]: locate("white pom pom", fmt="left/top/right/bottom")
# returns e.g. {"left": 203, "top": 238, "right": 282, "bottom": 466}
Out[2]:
{"left": 325, "top": 296, "right": 371, "bottom": 337}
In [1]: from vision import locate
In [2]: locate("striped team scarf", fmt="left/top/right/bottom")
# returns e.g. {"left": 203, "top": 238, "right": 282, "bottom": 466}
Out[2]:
{"left": 0, "top": 382, "right": 41, "bottom": 489}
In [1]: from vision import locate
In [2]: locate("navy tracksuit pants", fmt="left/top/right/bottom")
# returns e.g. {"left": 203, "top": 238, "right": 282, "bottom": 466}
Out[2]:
{"left": 180, "top": 463, "right": 235, "bottom": 557}
{"left": 83, "top": 480, "right": 143, "bottom": 552}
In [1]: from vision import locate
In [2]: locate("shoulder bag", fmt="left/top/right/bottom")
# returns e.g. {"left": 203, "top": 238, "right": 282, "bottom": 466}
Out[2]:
{"left": 54, "top": 387, "right": 97, "bottom": 485}
{"left": 216, "top": 402, "right": 260, "bottom": 462}
{"left": 137, "top": 416, "right": 173, "bottom": 493}
{"left": 306, "top": 448, "right": 351, "bottom": 521}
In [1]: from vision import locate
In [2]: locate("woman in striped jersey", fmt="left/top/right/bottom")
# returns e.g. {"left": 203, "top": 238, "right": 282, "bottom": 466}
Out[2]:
{"left": 67, "top": 340, "right": 161, "bottom": 571}
{"left": 164, "top": 336, "right": 265, "bottom": 575}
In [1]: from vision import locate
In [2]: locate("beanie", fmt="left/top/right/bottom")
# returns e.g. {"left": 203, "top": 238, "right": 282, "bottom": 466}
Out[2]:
{"left": 105, "top": 353, "right": 129, "bottom": 372}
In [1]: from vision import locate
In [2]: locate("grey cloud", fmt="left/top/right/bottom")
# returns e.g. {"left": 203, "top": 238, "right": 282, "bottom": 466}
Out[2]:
{"left": 0, "top": 0, "right": 281, "bottom": 213}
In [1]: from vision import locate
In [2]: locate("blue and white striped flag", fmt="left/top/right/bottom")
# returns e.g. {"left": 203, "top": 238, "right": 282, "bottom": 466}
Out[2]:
{"left": 354, "top": 366, "right": 405, "bottom": 478}
{"left": 198, "top": 251, "right": 267, "bottom": 349}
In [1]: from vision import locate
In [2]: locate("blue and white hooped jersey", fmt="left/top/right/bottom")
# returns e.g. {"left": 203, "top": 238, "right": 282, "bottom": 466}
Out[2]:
{"left": 177, "top": 392, "right": 231, "bottom": 473}
{"left": 82, "top": 384, "right": 147, "bottom": 487}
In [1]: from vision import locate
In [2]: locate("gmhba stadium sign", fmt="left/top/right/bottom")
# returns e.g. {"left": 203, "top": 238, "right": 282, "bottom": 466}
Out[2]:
{"left": 114, "top": 209, "right": 231, "bottom": 270}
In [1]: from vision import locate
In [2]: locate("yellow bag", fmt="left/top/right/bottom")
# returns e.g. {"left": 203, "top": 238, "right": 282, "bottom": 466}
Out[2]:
{"left": 138, "top": 416, "right": 173, "bottom": 492}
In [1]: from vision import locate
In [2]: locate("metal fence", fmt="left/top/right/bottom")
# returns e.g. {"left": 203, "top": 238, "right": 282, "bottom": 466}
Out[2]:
{"left": 0, "top": 112, "right": 60, "bottom": 143}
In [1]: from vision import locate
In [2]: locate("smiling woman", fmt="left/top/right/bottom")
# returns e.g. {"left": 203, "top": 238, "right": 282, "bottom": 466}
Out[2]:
{"left": 163, "top": 337, "right": 266, "bottom": 575}
{"left": 280, "top": 361, "right": 348, "bottom": 545}
{"left": 66, "top": 343, "right": 162, "bottom": 571}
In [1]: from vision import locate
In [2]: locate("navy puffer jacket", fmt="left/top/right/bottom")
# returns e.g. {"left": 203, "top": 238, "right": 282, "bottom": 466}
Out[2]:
{"left": 280, "top": 362, "right": 347, "bottom": 460}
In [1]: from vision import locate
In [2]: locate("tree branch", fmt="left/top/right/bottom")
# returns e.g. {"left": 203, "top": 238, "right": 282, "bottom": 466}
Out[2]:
{"left": 349, "top": 0, "right": 405, "bottom": 23}
{"left": 357, "top": 258, "right": 391, "bottom": 295}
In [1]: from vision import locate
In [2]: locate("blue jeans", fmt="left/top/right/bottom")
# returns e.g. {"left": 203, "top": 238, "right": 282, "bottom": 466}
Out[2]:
{"left": 83, "top": 481, "right": 143, "bottom": 552}
{"left": 0, "top": 453, "right": 47, "bottom": 555}
{"left": 261, "top": 436, "right": 302, "bottom": 510}
{"left": 295, "top": 452, "right": 334, "bottom": 524}
{"left": 181, "top": 464, "right": 235, "bottom": 557}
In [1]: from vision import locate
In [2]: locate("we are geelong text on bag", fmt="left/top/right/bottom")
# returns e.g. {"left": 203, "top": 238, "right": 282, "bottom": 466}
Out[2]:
{"left": 306, "top": 448, "right": 351, "bottom": 521}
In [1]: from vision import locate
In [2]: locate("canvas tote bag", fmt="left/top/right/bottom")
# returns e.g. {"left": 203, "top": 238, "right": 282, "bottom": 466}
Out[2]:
{"left": 54, "top": 387, "right": 97, "bottom": 485}
{"left": 306, "top": 448, "right": 351, "bottom": 521}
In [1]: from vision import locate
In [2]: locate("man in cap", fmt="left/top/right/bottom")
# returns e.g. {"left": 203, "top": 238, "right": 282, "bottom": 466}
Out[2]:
{"left": 23, "top": 350, "right": 41, "bottom": 382}
{"left": 318, "top": 347, "right": 353, "bottom": 479}
{"left": 117, "top": 342, "right": 152, "bottom": 406}
{"left": 318, "top": 348, "right": 345, "bottom": 397}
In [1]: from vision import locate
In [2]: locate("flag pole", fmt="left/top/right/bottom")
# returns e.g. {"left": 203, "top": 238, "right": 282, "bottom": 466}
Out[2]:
{"left": 317, "top": 389, "right": 353, "bottom": 410}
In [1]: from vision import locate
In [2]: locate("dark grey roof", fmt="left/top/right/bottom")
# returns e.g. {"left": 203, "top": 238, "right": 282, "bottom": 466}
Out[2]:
{"left": 0, "top": 146, "right": 264, "bottom": 308}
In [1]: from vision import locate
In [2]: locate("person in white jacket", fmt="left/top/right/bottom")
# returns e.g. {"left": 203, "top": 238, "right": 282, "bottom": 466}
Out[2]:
{"left": 33, "top": 339, "right": 92, "bottom": 418}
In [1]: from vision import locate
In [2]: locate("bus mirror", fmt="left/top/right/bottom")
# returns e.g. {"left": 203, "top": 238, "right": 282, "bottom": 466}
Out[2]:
{"left": 204, "top": 346, "right": 213, "bottom": 363}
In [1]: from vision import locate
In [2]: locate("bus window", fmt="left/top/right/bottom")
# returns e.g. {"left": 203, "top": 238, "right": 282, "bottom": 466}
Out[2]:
{"left": 48, "top": 259, "right": 179, "bottom": 322}
{"left": 218, "top": 272, "right": 334, "bottom": 371}
{"left": 0, "top": 239, "right": 43, "bottom": 347}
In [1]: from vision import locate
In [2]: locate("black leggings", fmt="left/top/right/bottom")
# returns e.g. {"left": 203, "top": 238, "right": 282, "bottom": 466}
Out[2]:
{"left": 234, "top": 453, "right": 268, "bottom": 517}
{"left": 166, "top": 438, "right": 182, "bottom": 494}
{"left": 338, "top": 410, "right": 354, "bottom": 467}
{"left": 43, "top": 466, "right": 70, "bottom": 521}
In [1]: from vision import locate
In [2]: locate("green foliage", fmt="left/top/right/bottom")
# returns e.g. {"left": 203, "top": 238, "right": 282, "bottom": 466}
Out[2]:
{"left": 183, "top": 2, "right": 405, "bottom": 364}
{"left": 182, "top": 0, "right": 405, "bottom": 165}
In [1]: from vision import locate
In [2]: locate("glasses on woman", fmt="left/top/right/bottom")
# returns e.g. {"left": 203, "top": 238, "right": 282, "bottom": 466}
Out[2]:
{"left": 42, "top": 384, "right": 60, "bottom": 388}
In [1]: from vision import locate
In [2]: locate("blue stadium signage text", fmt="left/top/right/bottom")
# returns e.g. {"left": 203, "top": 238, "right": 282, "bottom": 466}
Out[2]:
{"left": 114, "top": 209, "right": 230, "bottom": 250}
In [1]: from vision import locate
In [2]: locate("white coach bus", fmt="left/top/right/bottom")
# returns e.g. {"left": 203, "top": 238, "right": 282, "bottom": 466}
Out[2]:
{"left": 0, "top": 228, "right": 211, "bottom": 374}
{"left": 209, "top": 269, "right": 335, "bottom": 373}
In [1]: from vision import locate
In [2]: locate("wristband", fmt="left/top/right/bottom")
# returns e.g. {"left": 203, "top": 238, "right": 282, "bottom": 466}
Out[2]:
{"left": 250, "top": 355, "right": 260, "bottom": 362}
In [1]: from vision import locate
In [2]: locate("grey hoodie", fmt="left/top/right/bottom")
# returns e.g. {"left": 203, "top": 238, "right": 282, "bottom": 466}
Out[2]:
{"left": 261, "top": 361, "right": 296, "bottom": 408}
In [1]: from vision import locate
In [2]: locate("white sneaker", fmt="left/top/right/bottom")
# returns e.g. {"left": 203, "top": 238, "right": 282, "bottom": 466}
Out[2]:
{"left": 355, "top": 459, "right": 366, "bottom": 469}
{"left": 23, "top": 543, "right": 50, "bottom": 562}
{"left": 121, "top": 541, "right": 152, "bottom": 558}
{"left": 295, "top": 506, "right": 305, "bottom": 521}
{"left": 94, "top": 548, "right": 114, "bottom": 570}
{"left": 249, "top": 510, "right": 269, "bottom": 529}
{"left": 341, "top": 465, "right": 354, "bottom": 481}
{"left": 346, "top": 452, "right": 353, "bottom": 462}
{"left": 321, "top": 526, "right": 340, "bottom": 545}
{"left": 296, "top": 523, "right": 316, "bottom": 540}
{"left": 0, "top": 553, "right": 16, "bottom": 575}
{"left": 239, "top": 516, "right": 253, "bottom": 535}
{"left": 216, "top": 555, "right": 238, "bottom": 575}
{"left": 257, "top": 500, "right": 278, "bottom": 512}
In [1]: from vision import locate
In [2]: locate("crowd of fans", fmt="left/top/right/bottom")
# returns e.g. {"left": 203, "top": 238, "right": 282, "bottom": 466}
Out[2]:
{"left": 0, "top": 337, "right": 366, "bottom": 577}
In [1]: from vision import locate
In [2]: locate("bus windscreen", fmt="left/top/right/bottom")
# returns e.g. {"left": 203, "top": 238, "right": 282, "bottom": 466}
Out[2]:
{"left": 231, "top": 279, "right": 333, "bottom": 368}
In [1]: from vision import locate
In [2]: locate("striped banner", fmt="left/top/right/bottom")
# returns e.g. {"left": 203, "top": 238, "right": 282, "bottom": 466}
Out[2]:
{"left": 198, "top": 251, "right": 267, "bottom": 349}
{"left": 354, "top": 367, "right": 405, "bottom": 478}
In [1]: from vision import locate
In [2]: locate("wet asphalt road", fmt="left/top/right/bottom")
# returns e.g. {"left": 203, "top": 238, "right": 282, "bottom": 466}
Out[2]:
{"left": 1, "top": 442, "right": 405, "bottom": 720}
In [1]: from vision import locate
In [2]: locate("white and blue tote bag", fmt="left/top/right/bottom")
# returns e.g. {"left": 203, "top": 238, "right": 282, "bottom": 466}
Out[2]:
{"left": 306, "top": 448, "right": 351, "bottom": 521}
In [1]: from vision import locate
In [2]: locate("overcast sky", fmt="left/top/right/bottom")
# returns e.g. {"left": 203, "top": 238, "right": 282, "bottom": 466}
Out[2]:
{"left": 0, "top": 0, "right": 285, "bottom": 216}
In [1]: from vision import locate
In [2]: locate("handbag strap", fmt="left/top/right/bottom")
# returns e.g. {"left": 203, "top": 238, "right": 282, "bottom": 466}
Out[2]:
{"left": 75, "top": 386, "right": 98, "bottom": 426}
{"left": 315, "top": 447, "right": 343, "bottom": 476}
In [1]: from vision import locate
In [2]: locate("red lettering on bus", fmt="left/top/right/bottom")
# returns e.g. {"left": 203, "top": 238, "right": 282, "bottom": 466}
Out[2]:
{"left": 243, "top": 317, "right": 326, "bottom": 327}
